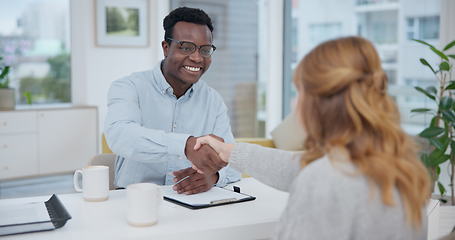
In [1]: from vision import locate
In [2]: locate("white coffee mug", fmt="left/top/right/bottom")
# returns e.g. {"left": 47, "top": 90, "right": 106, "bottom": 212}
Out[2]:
{"left": 126, "top": 183, "right": 162, "bottom": 227}
{"left": 73, "top": 165, "right": 109, "bottom": 201}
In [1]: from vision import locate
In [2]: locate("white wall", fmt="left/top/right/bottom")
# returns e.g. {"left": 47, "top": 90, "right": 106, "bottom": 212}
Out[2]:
{"left": 70, "top": 0, "right": 169, "bottom": 149}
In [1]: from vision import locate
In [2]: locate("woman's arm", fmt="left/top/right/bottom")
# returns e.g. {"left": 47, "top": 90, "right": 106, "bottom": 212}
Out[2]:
{"left": 194, "top": 136, "right": 302, "bottom": 192}
{"left": 229, "top": 143, "right": 302, "bottom": 192}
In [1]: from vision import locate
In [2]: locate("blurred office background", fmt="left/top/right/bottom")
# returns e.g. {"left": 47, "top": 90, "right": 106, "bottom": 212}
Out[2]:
{"left": 0, "top": 0, "right": 454, "bottom": 198}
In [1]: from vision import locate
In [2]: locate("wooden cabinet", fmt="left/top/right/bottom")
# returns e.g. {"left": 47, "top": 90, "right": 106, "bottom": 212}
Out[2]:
{"left": 0, "top": 106, "right": 98, "bottom": 180}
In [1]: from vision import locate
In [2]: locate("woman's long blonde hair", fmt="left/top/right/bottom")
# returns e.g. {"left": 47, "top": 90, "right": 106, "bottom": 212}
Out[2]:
{"left": 295, "top": 36, "right": 430, "bottom": 228}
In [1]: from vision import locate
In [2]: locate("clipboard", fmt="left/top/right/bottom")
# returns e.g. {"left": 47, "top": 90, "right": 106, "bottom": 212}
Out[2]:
{"left": 0, "top": 194, "right": 72, "bottom": 236}
{"left": 162, "top": 185, "right": 256, "bottom": 209}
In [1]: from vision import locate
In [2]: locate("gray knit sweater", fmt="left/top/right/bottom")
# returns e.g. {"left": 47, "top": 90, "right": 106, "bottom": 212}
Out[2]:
{"left": 229, "top": 143, "right": 426, "bottom": 240}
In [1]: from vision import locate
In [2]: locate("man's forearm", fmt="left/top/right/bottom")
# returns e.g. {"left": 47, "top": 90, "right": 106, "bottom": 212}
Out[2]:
{"left": 105, "top": 124, "right": 190, "bottom": 160}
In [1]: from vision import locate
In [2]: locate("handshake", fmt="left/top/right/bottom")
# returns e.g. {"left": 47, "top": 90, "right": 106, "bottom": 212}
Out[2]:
{"left": 172, "top": 134, "right": 234, "bottom": 195}
{"left": 185, "top": 134, "right": 234, "bottom": 175}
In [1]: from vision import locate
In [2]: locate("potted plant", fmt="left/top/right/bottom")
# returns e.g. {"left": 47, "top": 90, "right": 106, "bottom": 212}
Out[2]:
{"left": 411, "top": 39, "right": 455, "bottom": 206}
{"left": 0, "top": 56, "right": 15, "bottom": 110}
{"left": 412, "top": 39, "right": 455, "bottom": 239}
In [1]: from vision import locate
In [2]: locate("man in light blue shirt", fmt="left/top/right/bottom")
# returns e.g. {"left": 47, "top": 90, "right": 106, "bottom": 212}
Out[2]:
{"left": 104, "top": 7, "right": 240, "bottom": 194}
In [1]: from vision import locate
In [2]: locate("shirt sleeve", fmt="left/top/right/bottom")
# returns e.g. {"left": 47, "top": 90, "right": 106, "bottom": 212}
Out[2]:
{"left": 210, "top": 96, "right": 241, "bottom": 187}
{"left": 104, "top": 77, "right": 190, "bottom": 162}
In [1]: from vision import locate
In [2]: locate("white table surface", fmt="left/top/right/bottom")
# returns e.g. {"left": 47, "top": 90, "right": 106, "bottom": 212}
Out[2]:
{"left": 0, "top": 178, "right": 289, "bottom": 240}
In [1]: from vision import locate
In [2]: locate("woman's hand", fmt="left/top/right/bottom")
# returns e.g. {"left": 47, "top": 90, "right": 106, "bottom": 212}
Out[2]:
{"left": 193, "top": 136, "right": 234, "bottom": 172}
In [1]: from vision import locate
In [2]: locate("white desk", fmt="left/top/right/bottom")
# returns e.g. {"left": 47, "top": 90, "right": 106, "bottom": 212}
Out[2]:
{"left": 0, "top": 178, "right": 289, "bottom": 240}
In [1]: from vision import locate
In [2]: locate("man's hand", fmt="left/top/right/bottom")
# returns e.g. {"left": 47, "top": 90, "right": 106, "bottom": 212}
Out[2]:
{"left": 185, "top": 135, "right": 227, "bottom": 174}
{"left": 172, "top": 167, "right": 219, "bottom": 194}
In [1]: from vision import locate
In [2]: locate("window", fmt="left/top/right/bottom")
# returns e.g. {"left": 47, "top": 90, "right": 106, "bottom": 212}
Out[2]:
{"left": 406, "top": 16, "right": 439, "bottom": 40}
{"left": 0, "top": 0, "right": 71, "bottom": 105}
{"left": 308, "top": 23, "right": 342, "bottom": 48}
{"left": 357, "top": 0, "right": 398, "bottom": 5}
{"left": 357, "top": 11, "right": 398, "bottom": 44}
{"left": 283, "top": 0, "right": 441, "bottom": 135}
{"left": 384, "top": 69, "right": 397, "bottom": 84}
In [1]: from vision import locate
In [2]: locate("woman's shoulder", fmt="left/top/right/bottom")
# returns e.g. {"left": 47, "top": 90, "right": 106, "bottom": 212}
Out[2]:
{"left": 285, "top": 156, "right": 424, "bottom": 240}
{"left": 300, "top": 156, "right": 361, "bottom": 184}
{"left": 294, "top": 156, "right": 372, "bottom": 204}
{"left": 293, "top": 156, "right": 410, "bottom": 222}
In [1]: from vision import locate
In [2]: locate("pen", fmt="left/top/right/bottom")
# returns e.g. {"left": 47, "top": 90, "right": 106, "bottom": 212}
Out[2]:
{"left": 174, "top": 175, "right": 190, "bottom": 185}
{"left": 210, "top": 198, "right": 237, "bottom": 204}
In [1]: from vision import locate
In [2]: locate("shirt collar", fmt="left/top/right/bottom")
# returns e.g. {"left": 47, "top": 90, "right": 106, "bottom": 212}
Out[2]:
{"left": 153, "top": 61, "right": 199, "bottom": 97}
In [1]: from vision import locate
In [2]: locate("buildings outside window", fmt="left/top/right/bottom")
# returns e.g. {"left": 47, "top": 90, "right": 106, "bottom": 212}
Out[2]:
{"left": 308, "top": 23, "right": 342, "bottom": 48}
{"left": 284, "top": 0, "right": 441, "bottom": 135}
{"left": 406, "top": 16, "right": 440, "bottom": 40}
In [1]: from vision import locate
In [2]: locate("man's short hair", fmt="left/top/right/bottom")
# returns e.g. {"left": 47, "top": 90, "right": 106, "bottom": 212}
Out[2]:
{"left": 163, "top": 7, "right": 214, "bottom": 44}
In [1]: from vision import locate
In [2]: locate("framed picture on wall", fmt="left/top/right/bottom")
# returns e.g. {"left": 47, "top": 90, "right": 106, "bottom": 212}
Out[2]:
{"left": 95, "top": 0, "right": 149, "bottom": 47}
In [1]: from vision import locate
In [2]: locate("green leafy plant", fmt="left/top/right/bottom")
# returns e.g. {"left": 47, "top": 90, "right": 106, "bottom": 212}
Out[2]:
{"left": 0, "top": 56, "right": 10, "bottom": 88}
{"left": 412, "top": 39, "right": 455, "bottom": 205}
{"left": 23, "top": 91, "right": 32, "bottom": 105}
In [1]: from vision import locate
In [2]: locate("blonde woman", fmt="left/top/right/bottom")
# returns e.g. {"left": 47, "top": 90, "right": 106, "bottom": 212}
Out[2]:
{"left": 192, "top": 36, "right": 430, "bottom": 239}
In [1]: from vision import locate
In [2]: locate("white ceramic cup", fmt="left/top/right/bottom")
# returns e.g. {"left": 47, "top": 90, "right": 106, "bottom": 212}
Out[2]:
{"left": 126, "top": 183, "right": 162, "bottom": 227}
{"left": 73, "top": 165, "right": 109, "bottom": 201}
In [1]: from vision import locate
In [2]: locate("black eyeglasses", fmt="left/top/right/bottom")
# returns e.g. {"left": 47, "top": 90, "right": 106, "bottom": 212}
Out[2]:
{"left": 167, "top": 38, "right": 216, "bottom": 57}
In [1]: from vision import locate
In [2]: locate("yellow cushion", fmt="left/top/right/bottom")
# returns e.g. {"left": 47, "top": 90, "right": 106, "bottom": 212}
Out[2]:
{"left": 102, "top": 134, "right": 113, "bottom": 154}
{"left": 235, "top": 138, "right": 275, "bottom": 148}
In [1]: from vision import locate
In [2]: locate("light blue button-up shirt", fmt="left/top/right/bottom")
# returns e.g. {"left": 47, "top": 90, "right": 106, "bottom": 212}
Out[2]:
{"left": 104, "top": 62, "right": 240, "bottom": 188}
